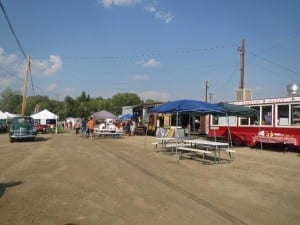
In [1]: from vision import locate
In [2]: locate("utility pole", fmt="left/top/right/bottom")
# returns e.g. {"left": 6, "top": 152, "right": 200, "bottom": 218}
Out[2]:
{"left": 205, "top": 80, "right": 209, "bottom": 102}
{"left": 239, "top": 39, "right": 245, "bottom": 89}
{"left": 21, "top": 56, "right": 30, "bottom": 116}
{"left": 236, "top": 39, "right": 252, "bottom": 101}
{"left": 209, "top": 93, "right": 214, "bottom": 103}
{"left": 200, "top": 80, "right": 210, "bottom": 134}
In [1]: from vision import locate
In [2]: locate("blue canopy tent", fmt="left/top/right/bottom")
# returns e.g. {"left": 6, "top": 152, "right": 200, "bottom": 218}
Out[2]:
{"left": 150, "top": 99, "right": 224, "bottom": 138}
{"left": 118, "top": 113, "right": 134, "bottom": 121}
{"left": 150, "top": 99, "right": 223, "bottom": 114}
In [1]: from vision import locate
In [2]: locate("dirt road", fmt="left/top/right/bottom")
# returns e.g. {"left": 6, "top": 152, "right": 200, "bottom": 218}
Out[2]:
{"left": 0, "top": 132, "right": 299, "bottom": 225}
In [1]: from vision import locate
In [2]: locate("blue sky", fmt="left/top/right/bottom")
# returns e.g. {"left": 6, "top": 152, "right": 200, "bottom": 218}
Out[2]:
{"left": 0, "top": 0, "right": 299, "bottom": 102}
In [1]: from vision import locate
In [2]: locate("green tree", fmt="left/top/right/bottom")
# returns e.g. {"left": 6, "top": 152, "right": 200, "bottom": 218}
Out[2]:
{"left": 26, "top": 95, "right": 51, "bottom": 115}
{"left": 0, "top": 87, "right": 22, "bottom": 113}
{"left": 64, "top": 96, "right": 76, "bottom": 117}
{"left": 110, "top": 93, "right": 141, "bottom": 115}
{"left": 144, "top": 99, "right": 156, "bottom": 104}
{"left": 77, "top": 91, "right": 90, "bottom": 102}
{"left": 0, "top": 88, "right": 146, "bottom": 120}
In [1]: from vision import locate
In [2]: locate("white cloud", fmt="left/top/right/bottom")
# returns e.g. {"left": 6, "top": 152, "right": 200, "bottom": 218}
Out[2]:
{"left": 0, "top": 48, "right": 18, "bottom": 66}
{"left": 0, "top": 76, "right": 16, "bottom": 87}
{"left": 0, "top": 48, "right": 23, "bottom": 84}
{"left": 0, "top": 48, "right": 21, "bottom": 74}
{"left": 31, "top": 55, "right": 62, "bottom": 76}
{"left": 143, "top": 58, "right": 160, "bottom": 67}
{"left": 155, "top": 10, "right": 174, "bottom": 24}
{"left": 0, "top": 49, "right": 62, "bottom": 78}
{"left": 99, "top": 0, "right": 174, "bottom": 24}
{"left": 129, "top": 74, "right": 149, "bottom": 81}
{"left": 144, "top": 5, "right": 156, "bottom": 13}
{"left": 144, "top": 4, "right": 174, "bottom": 24}
{"left": 0, "top": 48, "right": 63, "bottom": 95}
{"left": 100, "top": 0, "right": 140, "bottom": 8}
{"left": 139, "top": 90, "right": 170, "bottom": 101}
{"left": 45, "top": 55, "right": 62, "bottom": 75}
{"left": 100, "top": 0, "right": 112, "bottom": 7}
{"left": 47, "top": 83, "right": 57, "bottom": 92}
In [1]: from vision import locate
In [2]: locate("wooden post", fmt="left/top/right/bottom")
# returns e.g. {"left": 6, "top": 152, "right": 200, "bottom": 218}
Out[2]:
{"left": 239, "top": 39, "right": 245, "bottom": 89}
{"left": 21, "top": 56, "right": 30, "bottom": 116}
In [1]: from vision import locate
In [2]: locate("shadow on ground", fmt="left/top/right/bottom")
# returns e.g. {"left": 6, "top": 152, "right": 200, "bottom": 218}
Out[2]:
{"left": 10, "top": 137, "right": 51, "bottom": 143}
{"left": 0, "top": 181, "right": 23, "bottom": 198}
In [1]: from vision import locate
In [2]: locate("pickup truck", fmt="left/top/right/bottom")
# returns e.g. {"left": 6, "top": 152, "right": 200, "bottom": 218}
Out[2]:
{"left": 35, "top": 124, "right": 49, "bottom": 134}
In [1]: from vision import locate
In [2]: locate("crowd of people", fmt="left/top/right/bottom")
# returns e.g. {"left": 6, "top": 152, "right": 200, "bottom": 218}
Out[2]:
{"left": 119, "top": 119, "right": 136, "bottom": 136}
{"left": 71, "top": 117, "right": 136, "bottom": 139}
{"left": 73, "top": 117, "right": 96, "bottom": 139}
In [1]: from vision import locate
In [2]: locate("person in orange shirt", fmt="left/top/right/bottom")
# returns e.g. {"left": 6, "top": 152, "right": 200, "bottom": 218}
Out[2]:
{"left": 87, "top": 116, "right": 96, "bottom": 140}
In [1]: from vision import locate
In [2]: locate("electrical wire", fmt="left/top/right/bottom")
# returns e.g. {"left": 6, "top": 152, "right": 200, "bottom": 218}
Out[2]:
{"left": 0, "top": 0, "right": 35, "bottom": 96}
{"left": 248, "top": 51, "right": 300, "bottom": 76}
{"left": 0, "top": 0, "right": 26, "bottom": 60}
{"left": 32, "top": 44, "right": 238, "bottom": 61}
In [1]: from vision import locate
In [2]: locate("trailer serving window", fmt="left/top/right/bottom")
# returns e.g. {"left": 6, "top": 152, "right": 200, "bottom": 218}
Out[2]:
{"left": 262, "top": 105, "right": 272, "bottom": 125}
{"left": 240, "top": 106, "right": 259, "bottom": 126}
{"left": 277, "top": 104, "right": 289, "bottom": 126}
{"left": 291, "top": 104, "right": 300, "bottom": 126}
{"left": 275, "top": 104, "right": 300, "bottom": 127}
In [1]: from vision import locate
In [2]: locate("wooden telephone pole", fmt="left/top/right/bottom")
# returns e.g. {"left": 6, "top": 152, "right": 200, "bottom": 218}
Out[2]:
{"left": 205, "top": 80, "right": 209, "bottom": 102}
{"left": 239, "top": 39, "right": 245, "bottom": 89}
{"left": 236, "top": 39, "right": 251, "bottom": 101}
{"left": 21, "top": 56, "right": 30, "bottom": 116}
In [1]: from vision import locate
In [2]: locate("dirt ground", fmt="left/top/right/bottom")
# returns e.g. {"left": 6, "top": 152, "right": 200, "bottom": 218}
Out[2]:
{"left": 0, "top": 131, "right": 299, "bottom": 225}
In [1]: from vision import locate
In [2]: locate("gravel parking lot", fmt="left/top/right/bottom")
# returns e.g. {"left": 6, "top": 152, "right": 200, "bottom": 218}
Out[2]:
{"left": 0, "top": 132, "right": 299, "bottom": 225}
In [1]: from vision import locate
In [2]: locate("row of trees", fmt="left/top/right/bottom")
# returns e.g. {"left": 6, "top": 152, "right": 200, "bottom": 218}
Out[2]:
{"left": 0, "top": 88, "right": 147, "bottom": 120}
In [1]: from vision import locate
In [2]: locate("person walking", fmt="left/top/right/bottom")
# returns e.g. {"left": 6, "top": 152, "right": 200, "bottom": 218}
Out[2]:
{"left": 87, "top": 116, "right": 96, "bottom": 140}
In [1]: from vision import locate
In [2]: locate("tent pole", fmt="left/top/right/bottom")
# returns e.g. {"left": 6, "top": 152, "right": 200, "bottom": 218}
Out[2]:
{"left": 213, "top": 124, "right": 216, "bottom": 142}
{"left": 176, "top": 111, "right": 178, "bottom": 127}
{"left": 257, "top": 111, "right": 262, "bottom": 150}
{"left": 144, "top": 126, "right": 148, "bottom": 150}
{"left": 188, "top": 112, "right": 191, "bottom": 138}
{"left": 175, "top": 111, "right": 179, "bottom": 155}
{"left": 226, "top": 112, "right": 233, "bottom": 147}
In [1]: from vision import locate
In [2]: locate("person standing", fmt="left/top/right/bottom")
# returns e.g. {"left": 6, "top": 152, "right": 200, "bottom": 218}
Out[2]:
{"left": 87, "top": 116, "right": 95, "bottom": 140}
{"left": 81, "top": 117, "right": 87, "bottom": 137}
{"left": 130, "top": 120, "right": 136, "bottom": 136}
{"left": 74, "top": 119, "right": 80, "bottom": 136}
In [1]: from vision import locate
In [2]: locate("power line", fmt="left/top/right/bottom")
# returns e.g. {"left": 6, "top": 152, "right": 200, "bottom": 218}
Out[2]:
{"left": 0, "top": 0, "right": 26, "bottom": 59}
{"left": 248, "top": 51, "right": 300, "bottom": 76}
{"left": 0, "top": 0, "right": 35, "bottom": 96}
{"left": 32, "top": 44, "right": 238, "bottom": 61}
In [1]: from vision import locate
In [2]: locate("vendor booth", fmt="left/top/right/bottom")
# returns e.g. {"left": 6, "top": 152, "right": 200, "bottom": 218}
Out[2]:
{"left": 31, "top": 109, "right": 59, "bottom": 126}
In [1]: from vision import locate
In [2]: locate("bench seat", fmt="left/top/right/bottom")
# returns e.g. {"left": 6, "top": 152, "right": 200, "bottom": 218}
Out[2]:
{"left": 177, "top": 147, "right": 212, "bottom": 154}
{"left": 165, "top": 143, "right": 190, "bottom": 148}
{"left": 177, "top": 147, "right": 213, "bottom": 161}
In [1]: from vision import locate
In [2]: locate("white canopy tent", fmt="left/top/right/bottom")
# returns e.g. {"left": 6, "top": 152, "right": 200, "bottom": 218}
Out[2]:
{"left": 4, "top": 112, "right": 18, "bottom": 118}
{"left": 31, "top": 109, "right": 59, "bottom": 125}
{"left": 0, "top": 110, "right": 8, "bottom": 119}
